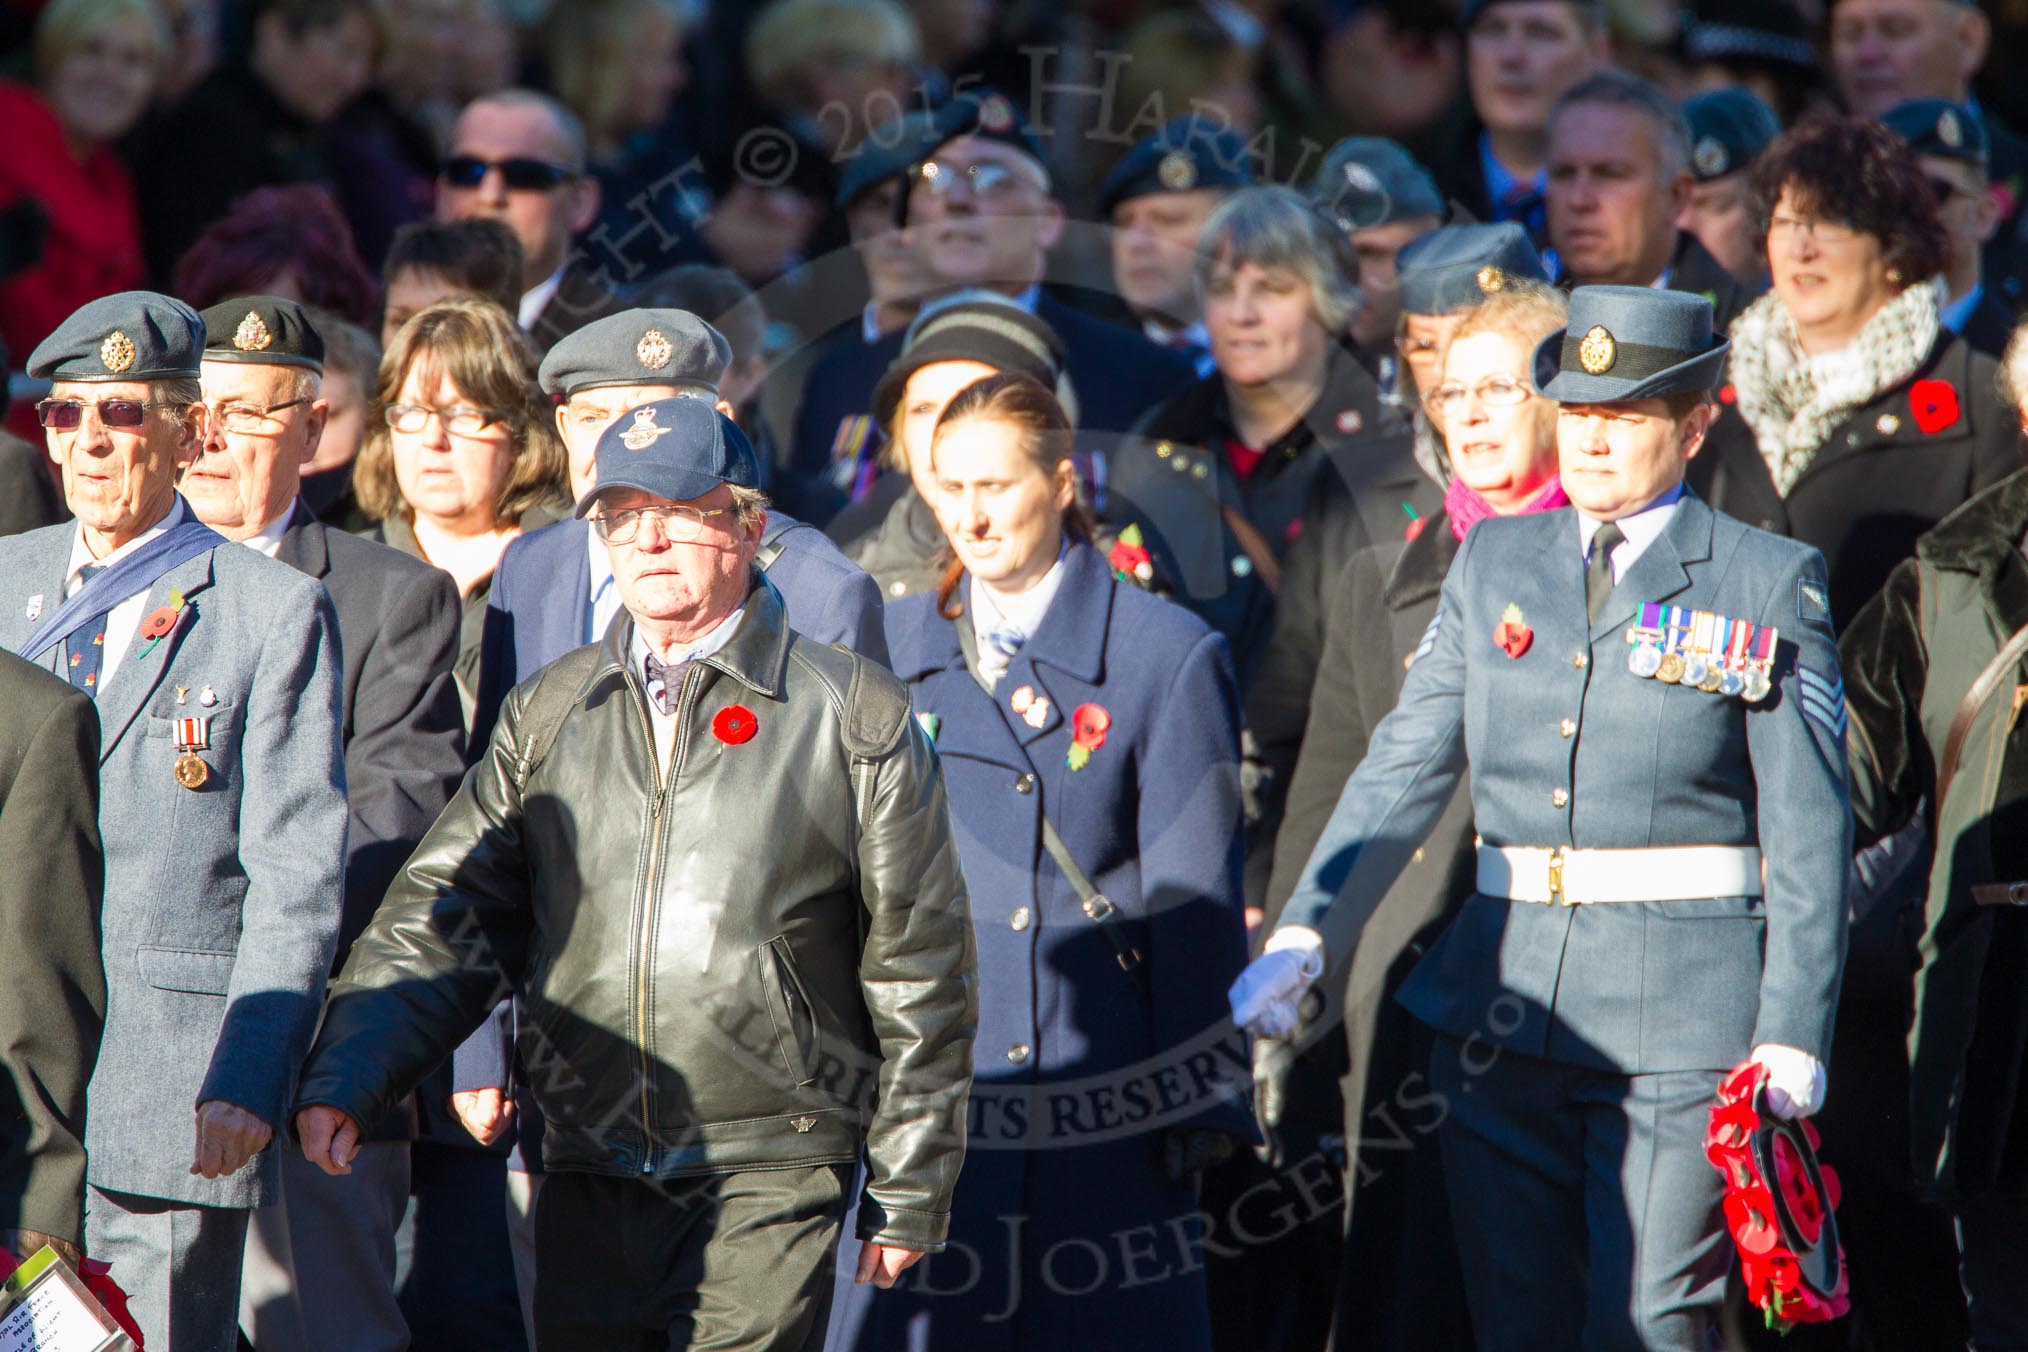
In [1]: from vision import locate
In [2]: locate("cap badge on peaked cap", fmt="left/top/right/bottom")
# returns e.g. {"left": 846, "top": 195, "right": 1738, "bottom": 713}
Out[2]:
{"left": 234, "top": 311, "right": 274, "bottom": 352}
{"left": 637, "top": 328, "right": 674, "bottom": 370}
{"left": 1578, "top": 325, "right": 1618, "bottom": 376}
{"left": 619, "top": 406, "right": 674, "bottom": 451}
{"left": 101, "top": 331, "right": 136, "bottom": 373}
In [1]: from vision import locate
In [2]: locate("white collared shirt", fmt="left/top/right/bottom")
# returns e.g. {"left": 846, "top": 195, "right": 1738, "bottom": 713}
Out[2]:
{"left": 518, "top": 266, "right": 567, "bottom": 330}
{"left": 1575, "top": 480, "right": 1686, "bottom": 583}
{"left": 238, "top": 498, "right": 298, "bottom": 559}
{"left": 64, "top": 496, "right": 188, "bottom": 691}
{"left": 630, "top": 603, "right": 748, "bottom": 771}
{"left": 968, "top": 549, "right": 1067, "bottom": 687}
{"left": 585, "top": 526, "right": 622, "bottom": 645}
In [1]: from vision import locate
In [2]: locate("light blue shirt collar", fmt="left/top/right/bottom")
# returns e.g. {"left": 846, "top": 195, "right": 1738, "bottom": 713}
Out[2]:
{"left": 1940, "top": 281, "right": 1984, "bottom": 335}
{"left": 1575, "top": 480, "right": 1686, "bottom": 581}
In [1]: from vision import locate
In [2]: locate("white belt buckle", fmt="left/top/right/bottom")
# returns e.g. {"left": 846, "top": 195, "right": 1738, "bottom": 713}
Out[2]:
{"left": 1547, "top": 847, "right": 1571, "bottom": 906}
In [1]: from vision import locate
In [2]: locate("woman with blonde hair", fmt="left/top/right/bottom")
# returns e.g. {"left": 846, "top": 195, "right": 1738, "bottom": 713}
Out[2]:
{"left": 356, "top": 297, "right": 568, "bottom": 725}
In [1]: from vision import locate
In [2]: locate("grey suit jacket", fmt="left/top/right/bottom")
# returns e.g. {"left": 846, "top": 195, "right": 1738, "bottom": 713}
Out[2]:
{"left": 0, "top": 504, "right": 347, "bottom": 1208}
{"left": 1281, "top": 492, "right": 1853, "bottom": 1073}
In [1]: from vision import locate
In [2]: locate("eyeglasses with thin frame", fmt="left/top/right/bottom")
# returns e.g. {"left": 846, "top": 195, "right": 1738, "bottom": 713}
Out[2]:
{"left": 1766, "top": 213, "right": 1859, "bottom": 245}
{"left": 207, "top": 396, "right": 314, "bottom": 435}
{"left": 593, "top": 503, "right": 730, "bottom": 545}
{"left": 439, "top": 155, "right": 576, "bottom": 192}
{"left": 1423, "top": 373, "right": 1535, "bottom": 422}
{"left": 915, "top": 159, "right": 1036, "bottom": 200}
{"left": 36, "top": 398, "right": 185, "bottom": 430}
{"left": 383, "top": 403, "right": 505, "bottom": 436}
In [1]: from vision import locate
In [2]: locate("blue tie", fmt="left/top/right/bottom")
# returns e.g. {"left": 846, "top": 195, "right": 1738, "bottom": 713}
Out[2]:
{"left": 62, "top": 564, "right": 109, "bottom": 698}
{"left": 986, "top": 626, "right": 1025, "bottom": 664}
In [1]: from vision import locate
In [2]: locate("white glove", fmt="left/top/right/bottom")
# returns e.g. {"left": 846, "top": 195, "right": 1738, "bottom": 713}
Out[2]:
{"left": 1751, "top": 1043, "right": 1827, "bottom": 1119}
{"left": 1228, "top": 928, "right": 1326, "bottom": 1037}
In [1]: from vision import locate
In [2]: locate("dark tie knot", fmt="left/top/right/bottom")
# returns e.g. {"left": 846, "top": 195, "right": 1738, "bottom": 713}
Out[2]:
{"left": 643, "top": 653, "right": 689, "bottom": 715}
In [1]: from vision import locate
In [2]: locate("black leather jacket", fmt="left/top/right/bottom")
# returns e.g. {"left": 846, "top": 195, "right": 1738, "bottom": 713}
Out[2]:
{"left": 296, "top": 578, "right": 977, "bottom": 1250}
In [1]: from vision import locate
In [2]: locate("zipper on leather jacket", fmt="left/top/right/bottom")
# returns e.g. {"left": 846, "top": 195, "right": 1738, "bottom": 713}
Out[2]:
{"left": 624, "top": 660, "right": 689, "bottom": 1173}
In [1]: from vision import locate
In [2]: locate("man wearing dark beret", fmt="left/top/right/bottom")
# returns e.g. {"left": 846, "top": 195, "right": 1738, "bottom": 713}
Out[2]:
{"left": 189, "top": 297, "right": 465, "bottom": 1352}
{"left": 1098, "top": 116, "right": 1255, "bottom": 375}
{"left": 0, "top": 291, "right": 347, "bottom": 1349}
{"left": 1679, "top": 87, "right": 1781, "bottom": 289}
{"left": 1310, "top": 137, "right": 1445, "bottom": 356}
{"left": 1882, "top": 97, "right": 2017, "bottom": 356}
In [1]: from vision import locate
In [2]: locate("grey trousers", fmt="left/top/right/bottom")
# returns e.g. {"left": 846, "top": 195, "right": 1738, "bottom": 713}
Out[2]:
{"left": 1429, "top": 1035, "right": 1731, "bottom": 1352}
{"left": 533, "top": 1165, "right": 851, "bottom": 1351}
{"left": 238, "top": 1140, "right": 411, "bottom": 1352}
{"left": 86, "top": 1184, "right": 251, "bottom": 1352}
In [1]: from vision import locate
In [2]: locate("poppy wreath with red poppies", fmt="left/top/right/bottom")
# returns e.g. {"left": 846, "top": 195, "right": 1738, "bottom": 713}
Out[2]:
{"left": 1704, "top": 1060, "right": 1850, "bottom": 1333}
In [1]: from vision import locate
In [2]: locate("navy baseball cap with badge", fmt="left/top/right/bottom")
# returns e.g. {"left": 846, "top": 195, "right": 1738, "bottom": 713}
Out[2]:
{"left": 198, "top": 296, "right": 324, "bottom": 370}
{"left": 1397, "top": 222, "right": 1547, "bottom": 317}
{"left": 577, "top": 397, "right": 760, "bottom": 517}
{"left": 29, "top": 291, "right": 206, "bottom": 382}
{"left": 1882, "top": 97, "right": 1988, "bottom": 166}
{"left": 1309, "top": 137, "right": 1444, "bottom": 235}
{"left": 1096, "top": 117, "right": 1254, "bottom": 218}
{"left": 1682, "top": 88, "right": 1781, "bottom": 183}
{"left": 539, "top": 309, "right": 732, "bottom": 399}
{"left": 1532, "top": 285, "right": 1730, "bottom": 404}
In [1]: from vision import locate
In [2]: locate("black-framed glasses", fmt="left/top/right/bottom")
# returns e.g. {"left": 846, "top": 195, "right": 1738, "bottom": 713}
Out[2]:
{"left": 440, "top": 155, "right": 575, "bottom": 191}
{"left": 36, "top": 398, "right": 184, "bottom": 430}
{"left": 593, "top": 503, "right": 730, "bottom": 545}
{"left": 1423, "top": 373, "right": 1534, "bottom": 421}
{"left": 208, "top": 396, "right": 314, "bottom": 434}
{"left": 383, "top": 403, "right": 504, "bottom": 436}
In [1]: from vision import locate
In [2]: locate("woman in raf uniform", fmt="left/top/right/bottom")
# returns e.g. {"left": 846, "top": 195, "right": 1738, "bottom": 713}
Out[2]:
{"left": 834, "top": 373, "right": 1252, "bottom": 1352}
{"left": 1262, "top": 282, "right": 1571, "bottom": 1352}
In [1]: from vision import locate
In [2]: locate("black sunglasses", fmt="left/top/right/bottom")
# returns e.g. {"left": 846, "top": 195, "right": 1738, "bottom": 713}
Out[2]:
{"left": 440, "top": 155, "right": 575, "bottom": 192}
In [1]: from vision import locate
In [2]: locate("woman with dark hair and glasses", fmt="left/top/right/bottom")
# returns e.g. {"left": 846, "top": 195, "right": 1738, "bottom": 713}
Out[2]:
{"left": 354, "top": 296, "right": 567, "bottom": 729}
{"left": 1693, "top": 115, "right": 2024, "bottom": 633}
{"left": 835, "top": 372, "right": 1250, "bottom": 1352}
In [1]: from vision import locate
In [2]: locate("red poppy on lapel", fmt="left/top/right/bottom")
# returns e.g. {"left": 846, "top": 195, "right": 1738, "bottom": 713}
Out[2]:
{"left": 713, "top": 705, "right": 758, "bottom": 744}
{"left": 1494, "top": 603, "right": 1532, "bottom": 658}
{"left": 1067, "top": 703, "right": 1110, "bottom": 770}
{"left": 140, "top": 607, "right": 177, "bottom": 639}
{"left": 1909, "top": 379, "right": 1960, "bottom": 435}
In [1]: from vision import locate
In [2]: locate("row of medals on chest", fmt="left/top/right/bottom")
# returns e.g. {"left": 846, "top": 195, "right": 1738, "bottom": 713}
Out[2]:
{"left": 1624, "top": 603, "right": 1777, "bottom": 702}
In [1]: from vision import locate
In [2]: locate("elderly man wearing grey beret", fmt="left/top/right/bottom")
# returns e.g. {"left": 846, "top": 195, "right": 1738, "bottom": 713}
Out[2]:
{"left": 0, "top": 291, "right": 346, "bottom": 1349}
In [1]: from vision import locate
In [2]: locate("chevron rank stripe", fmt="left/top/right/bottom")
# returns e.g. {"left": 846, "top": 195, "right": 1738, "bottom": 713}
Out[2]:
{"left": 1413, "top": 606, "right": 1444, "bottom": 663}
{"left": 1796, "top": 666, "right": 1847, "bottom": 738}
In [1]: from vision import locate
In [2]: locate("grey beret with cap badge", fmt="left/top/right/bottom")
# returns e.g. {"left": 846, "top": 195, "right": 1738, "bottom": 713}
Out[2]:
{"left": 28, "top": 290, "right": 206, "bottom": 382}
{"left": 538, "top": 307, "right": 732, "bottom": 398}
{"left": 198, "top": 296, "right": 325, "bottom": 371}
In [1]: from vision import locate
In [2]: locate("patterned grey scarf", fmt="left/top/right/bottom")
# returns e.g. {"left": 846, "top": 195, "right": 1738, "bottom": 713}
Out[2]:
{"left": 1726, "top": 280, "right": 1941, "bottom": 495}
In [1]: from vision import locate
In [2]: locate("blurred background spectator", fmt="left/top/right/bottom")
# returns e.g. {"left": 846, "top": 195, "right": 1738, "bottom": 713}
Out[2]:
{"left": 299, "top": 305, "right": 380, "bottom": 530}
{"left": 171, "top": 182, "right": 381, "bottom": 323}
{"left": 378, "top": 215, "right": 524, "bottom": 346}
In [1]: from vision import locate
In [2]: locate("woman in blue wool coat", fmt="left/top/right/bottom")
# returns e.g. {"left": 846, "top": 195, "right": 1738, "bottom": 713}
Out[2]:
{"left": 831, "top": 373, "right": 1254, "bottom": 1351}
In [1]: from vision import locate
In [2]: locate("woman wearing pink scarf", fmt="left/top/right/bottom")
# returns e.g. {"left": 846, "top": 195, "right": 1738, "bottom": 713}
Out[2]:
{"left": 1254, "top": 281, "right": 1570, "bottom": 1352}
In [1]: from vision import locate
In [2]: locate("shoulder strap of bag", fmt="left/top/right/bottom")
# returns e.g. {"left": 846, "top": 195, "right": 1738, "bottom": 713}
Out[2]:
{"left": 512, "top": 644, "right": 605, "bottom": 791}
{"left": 950, "top": 613, "right": 1150, "bottom": 1002}
{"left": 1937, "top": 617, "right": 2028, "bottom": 811}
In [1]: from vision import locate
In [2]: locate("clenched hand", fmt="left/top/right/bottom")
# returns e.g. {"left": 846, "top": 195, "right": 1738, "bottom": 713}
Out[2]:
{"left": 191, "top": 1100, "right": 272, "bottom": 1179}
{"left": 294, "top": 1105, "right": 363, "bottom": 1177}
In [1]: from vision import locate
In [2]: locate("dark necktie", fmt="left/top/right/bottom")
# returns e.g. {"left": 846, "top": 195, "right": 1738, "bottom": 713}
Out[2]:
{"left": 62, "top": 564, "right": 109, "bottom": 697}
{"left": 1586, "top": 522, "right": 1625, "bottom": 624}
{"left": 643, "top": 652, "right": 690, "bottom": 715}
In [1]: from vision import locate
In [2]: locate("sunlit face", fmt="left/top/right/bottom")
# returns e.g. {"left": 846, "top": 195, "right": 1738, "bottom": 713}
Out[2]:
{"left": 1547, "top": 102, "right": 1685, "bottom": 288}
{"left": 598, "top": 483, "right": 758, "bottom": 628}
{"left": 1110, "top": 188, "right": 1225, "bottom": 323}
{"left": 438, "top": 100, "right": 599, "bottom": 288}
{"left": 307, "top": 366, "right": 367, "bottom": 474}
{"left": 1557, "top": 398, "right": 1714, "bottom": 519}
{"left": 1465, "top": 1, "right": 1603, "bottom": 138}
{"left": 1347, "top": 215, "right": 1440, "bottom": 351}
{"left": 1830, "top": 0, "right": 1981, "bottom": 119}
{"left": 387, "top": 361, "right": 516, "bottom": 531}
{"left": 188, "top": 360, "right": 326, "bottom": 540}
{"left": 1678, "top": 172, "right": 1762, "bottom": 284}
{"left": 1434, "top": 331, "right": 1558, "bottom": 510}
{"left": 1204, "top": 259, "right": 1330, "bottom": 388}
{"left": 43, "top": 15, "right": 159, "bottom": 146}
{"left": 44, "top": 380, "right": 200, "bottom": 547}
{"left": 555, "top": 384, "right": 726, "bottom": 501}
{"left": 906, "top": 135, "right": 1065, "bottom": 290}
{"left": 1765, "top": 186, "right": 1898, "bottom": 352}
{"left": 1397, "top": 311, "right": 1466, "bottom": 399}
{"left": 930, "top": 416, "right": 1073, "bottom": 592}
{"left": 893, "top": 360, "right": 997, "bottom": 503}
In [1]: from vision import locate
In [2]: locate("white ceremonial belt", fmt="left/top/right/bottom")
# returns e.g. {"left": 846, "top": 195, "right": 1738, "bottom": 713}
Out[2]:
{"left": 1476, "top": 845, "right": 1763, "bottom": 906}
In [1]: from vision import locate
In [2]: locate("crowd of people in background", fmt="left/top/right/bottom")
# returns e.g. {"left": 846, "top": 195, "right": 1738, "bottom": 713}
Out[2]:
{"left": 4, "top": 0, "right": 2028, "bottom": 1348}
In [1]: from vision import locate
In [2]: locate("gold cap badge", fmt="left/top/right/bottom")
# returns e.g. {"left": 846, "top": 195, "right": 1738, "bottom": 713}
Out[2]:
{"left": 619, "top": 406, "right": 672, "bottom": 451}
{"left": 234, "top": 311, "right": 273, "bottom": 351}
{"left": 1476, "top": 265, "right": 1505, "bottom": 293}
{"left": 637, "top": 328, "right": 674, "bottom": 370}
{"left": 101, "top": 331, "right": 136, "bottom": 374}
{"left": 1157, "top": 150, "right": 1197, "bottom": 191}
{"left": 1939, "top": 109, "right": 1963, "bottom": 148}
{"left": 1578, "top": 325, "right": 1617, "bottom": 376}
{"left": 1693, "top": 136, "right": 1728, "bottom": 178}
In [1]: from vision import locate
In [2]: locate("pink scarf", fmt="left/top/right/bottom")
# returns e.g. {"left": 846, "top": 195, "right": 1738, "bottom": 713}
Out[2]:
{"left": 1444, "top": 474, "right": 1569, "bottom": 541}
